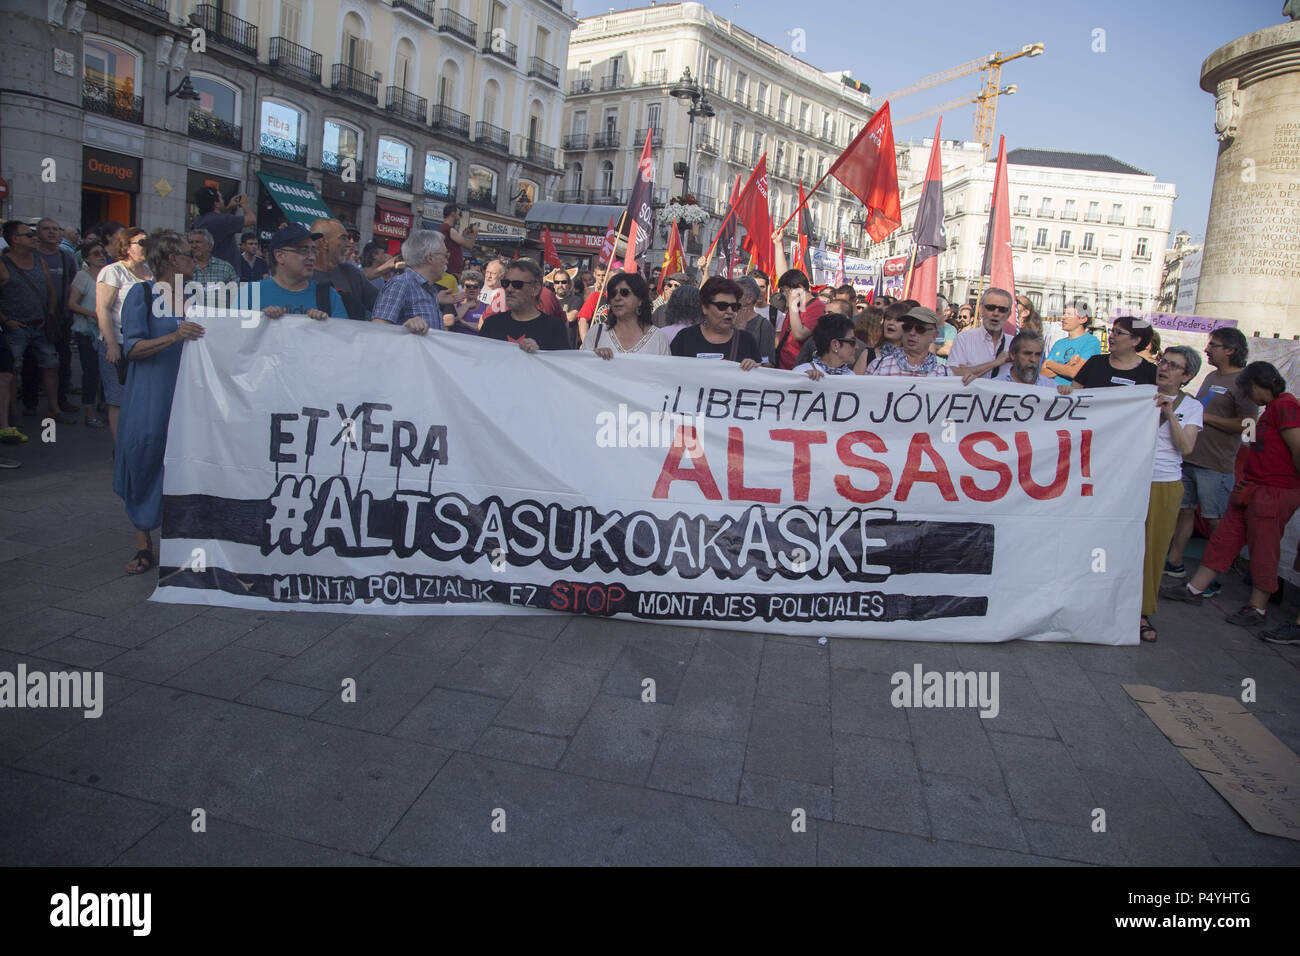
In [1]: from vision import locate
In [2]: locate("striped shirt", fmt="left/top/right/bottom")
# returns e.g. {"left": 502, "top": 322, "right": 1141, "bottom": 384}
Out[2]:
{"left": 372, "top": 267, "right": 443, "bottom": 328}
{"left": 865, "top": 350, "right": 953, "bottom": 377}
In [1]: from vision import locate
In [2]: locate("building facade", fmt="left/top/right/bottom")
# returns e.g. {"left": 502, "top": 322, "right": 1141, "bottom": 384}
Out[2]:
{"left": 559, "top": 1, "right": 873, "bottom": 260}
{"left": 874, "top": 146, "right": 1177, "bottom": 316}
{"left": 0, "top": 0, "right": 575, "bottom": 252}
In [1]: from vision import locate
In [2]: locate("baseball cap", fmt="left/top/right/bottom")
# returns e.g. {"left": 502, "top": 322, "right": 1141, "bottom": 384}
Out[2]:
{"left": 901, "top": 305, "right": 941, "bottom": 329}
{"left": 268, "top": 223, "right": 323, "bottom": 253}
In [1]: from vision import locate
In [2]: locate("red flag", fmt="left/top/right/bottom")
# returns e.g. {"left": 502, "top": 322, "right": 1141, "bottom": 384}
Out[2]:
{"left": 735, "top": 154, "right": 774, "bottom": 276}
{"left": 597, "top": 214, "right": 617, "bottom": 268}
{"left": 980, "top": 135, "right": 1017, "bottom": 328}
{"left": 834, "top": 242, "right": 845, "bottom": 287}
{"left": 705, "top": 174, "right": 742, "bottom": 276}
{"left": 542, "top": 227, "right": 562, "bottom": 269}
{"left": 659, "top": 220, "right": 685, "bottom": 295}
{"left": 793, "top": 180, "right": 809, "bottom": 273}
{"left": 623, "top": 128, "right": 655, "bottom": 271}
{"left": 830, "top": 102, "right": 901, "bottom": 243}
{"left": 903, "top": 119, "right": 946, "bottom": 310}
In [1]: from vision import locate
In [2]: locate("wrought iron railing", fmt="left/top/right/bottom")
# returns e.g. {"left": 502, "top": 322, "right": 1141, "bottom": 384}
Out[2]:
{"left": 269, "top": 37, "right": 322, "bottom": 82}
{"left": 474, "top": 121, "right": 510, "bottom": 152}
{"left": 481, "top": 32, "right": 518, "bottom": 65}
{"left": 589, "top": 189, "right": 626, "bottom": 205}
{"left": 557, "top": 188, "right": 584, "bottom": 203}
{"left": 634, "top": 126, "right": 663, "bottom": 147}
{"left": 563, "top": 133, "right": 589, "bottom": 150}
{"left": 119, "top": 0, "right": 169, "bottom": 19}
{"left": 599, "top": 74, "right": 624, "bottom": 91}
{"left": 438, "top": 8, "right": 477, "bottom": 45}
{"left": 375, "top": 166, "right": 413, "bottom": 191}
{"left": 322, "top": 153, "right": 363, "bottom": 180}
{"left": 423, "top": 177, "right": 454, "bottom": 200}
{"left": 697, "top": 135, "right": 719, "bottom": 155}
{"left": 392, "top": 0, "right": 436, "bottom": 24}
{"left": 569, "top": 76, "right": 593, "bottom": 94}
{"left": 430, "top": 104, "right": 470, "bottom": 136}
{"left": 642, "top": 69, "right": 667, "bottom": 86}
{"left": 331, "top": 63, "right": 378, "bottom": 104}
{"left": 466, "top": 187, "right": 496, "bottom": 210}
{"left": 259, "top": 132, "right": 307, "bottom": 165}
{"left": 384, "top": 86, "right": 427, "bottom": 124}
{"left": 190, "top": 4, "right": 258, "bottom": 57}
{"left": 514, "top": 137, "right": 556, "bottom": 167}
{"left": 188, "top": 109, "right": 242, "bottom": 149}
{"left": 82, "top": 81, "right": 143, "bottom": 124}
{"left": 592, "top": 130, "right": 620, "bottom": 149}
{"left": 527, "top": 57, "right": 559, "bottom": 86}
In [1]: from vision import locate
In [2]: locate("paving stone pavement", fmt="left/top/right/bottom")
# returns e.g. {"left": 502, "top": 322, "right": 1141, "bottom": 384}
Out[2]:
{"left": 2, "top": 425, "right": 1299, "bottom": 866}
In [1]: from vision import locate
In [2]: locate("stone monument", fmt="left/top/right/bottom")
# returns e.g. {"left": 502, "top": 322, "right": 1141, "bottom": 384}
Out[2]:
{"left": 1195, "top": 15, "right": 1300, "bottom": 336}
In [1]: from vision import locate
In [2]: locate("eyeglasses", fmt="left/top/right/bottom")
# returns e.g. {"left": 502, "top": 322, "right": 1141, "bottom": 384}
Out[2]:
{"left": 503, "top": 279, "right": 535, "bottom": 290}
{"left": 1110, "top": 329, "right": 1132, "bottom": 338}
{"left": 708, "top": 300, "right": 741, "bottom": 311}
{"left": 1157, "top": 360, "right": 1186, "bottom": 371}
{"left": 835, "top": 337, "right": 857, "bottom": 347}
{"left": 900, "top": 320, "right": 933, "bottom": 333}
{"left": 15, "top": 231, "right": 37, "bottom": 239}
{"left": 285, "top": 246, "right": 317, "bottom": 256}
{"left": 462, "top": 283, "right": 482, "bottom": 291}
{"left": 983, "top": 303, "right": 1010, "bottom": 314}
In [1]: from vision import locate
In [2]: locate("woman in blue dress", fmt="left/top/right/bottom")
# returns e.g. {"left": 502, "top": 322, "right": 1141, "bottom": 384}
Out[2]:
{"left": 114, "top": 229, "right": 205, "bottom": 574}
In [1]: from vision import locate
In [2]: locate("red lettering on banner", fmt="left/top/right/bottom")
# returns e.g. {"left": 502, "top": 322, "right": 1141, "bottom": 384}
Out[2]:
{"left": 833, "top": 431, "right": 892, "bottom": 503}
{"left": 770, "top": 428, "right": 827, "bottom": 502}
{"left": 726, "top": 428, "right": 780, "bottom": 503}
{"left": 550, "top": 581, "right": 626, "bottom": 613}
{"left": 958, "top": 432, "right": 1013, "bottom": 502}
{"left": 1016, "top": 430, "right": 1071, "bottom": 500}
{"left": 894, "top": 434, "right": 959, "bottom": 502}
{"left": 652, "top": 426, "right": 722, "bottom": 499}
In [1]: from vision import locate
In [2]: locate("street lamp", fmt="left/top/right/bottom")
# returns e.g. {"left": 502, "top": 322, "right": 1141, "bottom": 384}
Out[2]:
{"left": 670, "top": 69, "right": 714, "bottom": 199}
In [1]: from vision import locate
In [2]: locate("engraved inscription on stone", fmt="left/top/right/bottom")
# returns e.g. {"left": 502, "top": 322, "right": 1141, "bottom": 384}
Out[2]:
{"left": 1202, "top": 178, "right": 1300, "bottom": 280}
{"left": 1270, "top": 122, "right": 1300, "bottom": 171}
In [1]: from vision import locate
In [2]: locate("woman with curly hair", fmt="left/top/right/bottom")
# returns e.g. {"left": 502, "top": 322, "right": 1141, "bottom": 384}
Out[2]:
{"left": 582, "top": 271, "right": 670, "bottom": 357}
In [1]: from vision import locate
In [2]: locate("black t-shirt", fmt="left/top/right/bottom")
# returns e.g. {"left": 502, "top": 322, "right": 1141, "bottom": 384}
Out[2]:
{"left": 316, "top": 262, "right": 377, "bottom": 322}
{"left": 1073, "top": 354, "right": 1158, "bottom": 388}
{"left": 559, "top": 293, "right": 584, "bottom": 315}
{"left": 670, "top": 324, "right": 761, "bottom": 362}
{"left": 479, "top": 311, "right": 571, "bottom": 350}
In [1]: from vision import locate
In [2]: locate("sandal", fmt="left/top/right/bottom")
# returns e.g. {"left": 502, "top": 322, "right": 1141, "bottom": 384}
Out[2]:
{"left": 1140, "top": 617, "right": 1158, "bottom": 643}
{"left": 125, "top": 549, "right": 155, "bottom": 575}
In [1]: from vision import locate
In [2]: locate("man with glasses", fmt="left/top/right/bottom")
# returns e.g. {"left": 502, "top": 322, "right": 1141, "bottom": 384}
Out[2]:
{"left": 0, "top": 220, "right": 74, "bottom": 425}
{"left": 652, "top": 272, "right": 691, "bottom": 327}
{"left": 373, "top": 230, "right": 452, "bottom": 335}
{"left": 669, "top": 276, "right": 761, "bottom": 366}
{"left": 255, "top": 224, "right": 347, "bottom": 320}
{"left": 479, "top": 259, "right": 570, "bottom": 351}
{"left": 865, "top": 306, "right": 953, "bottom": 377}
{"left": 1163, "top": 327, "right": 1257, "bottom": 585}
{"left": 773, "top": 269, "right": 826, "bottom": 370}
{"left": 311, "top": 218, "right": 378, "bottom": 322}
{"left": 946, "top": 287, "right": 1015, "bottom": 381}
{"left": 549, "top": 269, "right": 583, "bottom": 347}
{"left": 1041, "top": 298, "right": 1100, "bottom": 385}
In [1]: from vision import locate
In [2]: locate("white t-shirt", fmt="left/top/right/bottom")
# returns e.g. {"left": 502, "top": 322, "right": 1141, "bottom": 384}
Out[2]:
{"left": 70, "top": 268, "right": 100, "bottom": 339}
{"left": 97, "top": 261, "right": 150, "bottom": 344}
{"left": 1152, "top": 394, "right": 1204, "bottom": 482}
{"left": 581, "top": 322, "right": 671, "bottom": 356}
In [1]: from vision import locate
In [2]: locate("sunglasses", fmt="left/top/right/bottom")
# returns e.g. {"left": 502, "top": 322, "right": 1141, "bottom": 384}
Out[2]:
{"left": 611, "top": 286, "right": 637, "bottom": 298}
{"left": 983, "top": 304, "right": 1010, "bottom": 314}
{"left": 709, "top": 300, "right": 740, "bottom": 311}
{"left": 665, "top": 281, "right": 681, "bottom": 288}
{"left": 503, "top": 279, "right": 534, "bottom": 290}
{"left": 462, "top": 283, "right": 482, "bottom": 290}
{"left": 554, "top": 279, "right": 571, "bottom": 285}
{"left": 835, "top": 337, "right": 856, "bottom": 347}
{"left": 900, "top": 320, "right": 933, "bottom": 333}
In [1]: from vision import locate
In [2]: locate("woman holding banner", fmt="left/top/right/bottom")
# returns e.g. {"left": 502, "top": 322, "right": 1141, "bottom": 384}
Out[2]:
{"left": 113, "top": 229, "right": 205, "bottom": 574}
{"left": 583, "top": 272, "right": 670, "bottom": 358}
{"left": 794, "top": 313, "right": 861, "bottom": 381}
{"left": 1139, "top": 345, "right": 1203, "bottom": 643}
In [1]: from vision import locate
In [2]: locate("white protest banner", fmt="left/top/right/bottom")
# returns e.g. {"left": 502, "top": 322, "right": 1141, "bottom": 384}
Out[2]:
{"left": 155, "top": 314, "right": 1157, "bottom": 643}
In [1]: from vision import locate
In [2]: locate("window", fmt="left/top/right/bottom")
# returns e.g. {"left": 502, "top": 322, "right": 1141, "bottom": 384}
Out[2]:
{"left": 513, "top": 179, "right": 537, "bottom": 216}
{"left": 376, "top": 137, "right": 412, "bottom": 190}
{"left": 341, "top": 16, "right": 371, "bottom": 73}
{"left": 646, "top": 102, "right": 660, "bottom": 129}
{"left": 1136, "top": 237, "right": 1149, "bottom": 257}
{"left": 567, "top": 162, "right": 582, "bottom": 192}
{"left": 572, "top": 110, "right": 587, "bottom": 135}
{"left": 1110, "top": 202, "right": 1124, "bottom": 222}
{"left": 778, "top": 91, "right": 790, "bottom": 120}
{"left": 731, "top": 121, "right": 742, "bottom": 149}
{"left": 734, "top": 71, "right": 747, "bottom": 100}
{"left": 1059, "top": 229, "right": 1071, "bottom": 249}
{"left": 822, "top": 112, "right": 832, "bottom": 139}
{"left": 705, "top": 56, "right": 718, "bottom": 84}
{"left": 751, "top": 132, "right": 764, "bottom": 164}
{"left": 259, "top": 100, "right": 303, "bottom": 161}
{"left": 323, "top": 119, "right": 361, "bottom": 174}
{"left": 599, "top": 160, "right": 614, "bottom": 194}
{"left": 846, "top": 123, "right": 857, "bottom": 142}
{"left": 1082, "top": 232, "right": 1095, "bottom": 251}
{"left": 1038, "top": 197, "right": 1052, "bottom": 216}
{"left": 1086, "top": 201, "right": 1100, "bottom": 221}
{"left": 278, "top": 0, "right": 302, "bottom": 41}
{"left": 578, "top": 60, "right": 591, "bottom": 83}
{"left": 1035, "top": 228, "right": 1048, "bottom": 247}
{"left": 393, "top": 40, "right": 415, "bottom": 90}
{"left": 535, "top": 26, "right": 550, "bottom": 61}
{"left": 607, "top": 56, "right": 621, "bottom": 84}
{"left": 424, "top": 152, "right": 455, "bottom": 199}
{"left": 1012, "top": 225, "right": 1026, "bottom": 246}
{"left": 489, "top": 1, "right": 506, "bottom": 32}
{"left": 1015, "top": 194, "right": 1029, "bottom": 215}
{"left": 190, "top": 75, "right": 238, "bottom": 124}
{"left": 796, "top": 149, "right": 806, "bottom": 179}
{"left": 1063, "top": 199, "right": 1076, "bottom": 219}
{"left": 467, "top": 165, "right": 496, "bottom": 205}
{"left": 603, "top": 108, "right": 617, "bottom": 134}
{"left": 650, "top": 50, "right": 666, "bottom": 74}
{"left": 756, "top": 83, "right": 768, "bottom": 112}
{"left": 799, "top": 103, "right": 809, "bottom": 130}
{"left": 83, "top": 36, "right": 139, "bottom": 96}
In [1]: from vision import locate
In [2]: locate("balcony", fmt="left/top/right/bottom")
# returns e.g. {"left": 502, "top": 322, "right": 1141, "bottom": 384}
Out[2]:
{"left": 474, "top": 121, "right": 510, "bottom": 152}
{"left": 515, "top": 137, "right": 557, "bottom": 168}
{"left": 651, "top": 187, "right": 667, "bottom": 206}
{"left": 634, "top": 126, "right": 663, "bottom": 147}
{"left": 776, "top": 110, "right": 791, "bottom": 126}
{"left": 1036, "top": 209, "right": 1054, "bottom": 218}
{"left": 697, "top": 135, "right": 719, "bottom": 155}
{"left": 82, "top": 81, "right": 143, "bottom": 125}
{"left": 118, "top": 0, "right": 169, "bottom": 20}
{"left": 1084, "top": 211, "right": 1102, "bottom": 222}
{"left": 269, "top": 37, "right": 322, "bottom": 83}
{"left": 190, "top": 5, "right": 258, "bottom": 57}
{"left": 1013, "top": 207, "right": 1029, "bottom": 217}
{"left": 732, "top": 91, "right": 750, "bottom": 110}
{"left": 599, "top": 74, "right": 625, "bottom": 91}
{"left": 392, "top": 0, "right": 436, "bottom": 25}
{"left": 430, "top": 104, "right": 470, "bottom": 137}
{"left": 557, "top": 188, "right": 584, "bottom": 203}
{"left": 331, "top": 63, "right": 378, "bottom": 104}
{"left": 259, "top": 132, "right": 307, "bottom": 165}
{"left": 703, "top": 75, "right": 724, "bottom": 96}
{"left": 438, "top": 8, "right": 477, "bottom": 46}
{"left": 642, "top": 69, "right": 667, "bottom": 86}
{"left": 1060, "top": 209, "right": 1078, "bottom": 220}
{"left": 322, "top": 153, "right": 363, "bottom": 180}
{"left": 1056, "top": 242, "right": 1072, "bottom": 253}
{"left": 384, "top": 86, "right": 427, "bottom": 123}
{"left": 466, "top": 188, "right": 497, "bottom": 211}
{"left": 754, "top": 101, "right": 771, "bottom": 119}
{"left": 374, "top": 166, "right": 413, "bottom": 192}
{"left": 569, "top": 77, "right": 593, "bottom": 94}
{"left": 1138, "top": 217, "right": 1155, "bottom": 228}
{"left": 187, "top": 109, "right": 242, "bottom": 150}
{"left": 1078, "top": 246, "right": 1097, "bottom": 257}
{"left": 728, "top": 144, "right": 746, "bottom": 164}
{"left": 423, "top": 175, "right": 454, "bottom": 201}
{"left": 769, "top": 161, "right": 789, "bottom": 180}
{"left": 1108, "top": 215, "right": 1126, "bottom": 225}
{"left": 1011, "top": 239, "right": 1028, "bottom": 250}
{"left": 481, "top": 32, "right": 517, "bottom": 65}
{"left": 1133, "top": 251, "right": 1151, "bottom": 262}
{"left": 528, "top": 57, "right": 559, "bottom": 86}
{"left": 1101, "top": 247, "right": 1122, "bottom": 259}
{"left": 691, "top": 191, "right": 715, "bottom": 211}
{"left": 592, "top": 130, "right": 620, "bottom": 149}
{"left": 1032, "top": 241, "right": 1051, "bottom": 251}
{"left": 589, "top": 188, "right": 627, "bottom": 205}
{"left": 563, "top": 133, "right": 589, "bottom": 150}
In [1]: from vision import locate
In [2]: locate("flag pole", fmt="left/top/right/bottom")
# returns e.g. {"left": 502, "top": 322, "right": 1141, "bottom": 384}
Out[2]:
{"left": 901, "top": 241, "right": 919, "bottom": 300}
{"left": 771, "top": 167, "right": 835, "bottom": 239}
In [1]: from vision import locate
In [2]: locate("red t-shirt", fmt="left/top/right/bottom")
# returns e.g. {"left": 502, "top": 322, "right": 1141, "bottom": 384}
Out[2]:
{"left": 777, "top": 298, "right": 826, "bottom": 370}
{"left": 1243, "top": 392, "right": 1300, "bottom": 488}
{"left": 438, "top": 222, "right": 463, "bottom": 277}
{"left": 578, "top": 289, "right": 604, "bottom": 321}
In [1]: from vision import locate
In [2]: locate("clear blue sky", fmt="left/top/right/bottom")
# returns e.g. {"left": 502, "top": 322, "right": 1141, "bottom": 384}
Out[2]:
{"left": 574, "top": 0, "right": 1285, "bottom": 240}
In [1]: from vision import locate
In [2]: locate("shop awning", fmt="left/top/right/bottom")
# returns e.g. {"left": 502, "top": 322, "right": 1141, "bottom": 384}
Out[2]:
{"left": 525, "top": 202, "right": 624, "bottom": 231}
{"left": 257, "top": 172, "right": 332, "bottom": 227}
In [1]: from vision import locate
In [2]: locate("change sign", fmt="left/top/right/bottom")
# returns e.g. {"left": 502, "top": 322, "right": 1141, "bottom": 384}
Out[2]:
{"left": 155, "top": 315, "right": 1156, "bottom": 643}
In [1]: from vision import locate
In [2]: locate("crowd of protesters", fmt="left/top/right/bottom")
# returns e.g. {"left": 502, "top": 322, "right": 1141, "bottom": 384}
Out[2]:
{"left": 2, "top": 197, "right": 1299, "bottom": 647}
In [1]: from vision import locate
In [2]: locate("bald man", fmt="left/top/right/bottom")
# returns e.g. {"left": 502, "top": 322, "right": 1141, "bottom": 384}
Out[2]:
{"left": 311, "top": 217, "right": 378, "bottom": 321}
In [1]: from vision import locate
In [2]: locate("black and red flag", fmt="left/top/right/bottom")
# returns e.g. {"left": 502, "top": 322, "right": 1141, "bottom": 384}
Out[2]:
{"left": 622, "top": 128, "right": 656, "bottom": 271}
{"left": 902, "top": 118, "right": 946, "bottom": 309}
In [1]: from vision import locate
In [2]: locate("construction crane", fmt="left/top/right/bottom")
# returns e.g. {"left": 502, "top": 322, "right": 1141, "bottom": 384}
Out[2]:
{"left": 878, "top": 43, "right": 1044, "bottom": 156}
{"left": 897, "top": 85, "right": 1017, "bottom": 128}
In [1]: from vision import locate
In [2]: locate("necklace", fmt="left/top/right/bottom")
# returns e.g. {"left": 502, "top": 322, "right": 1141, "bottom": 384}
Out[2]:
{"left": 610, "top": 325, "right": 657, "bottom": 353}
